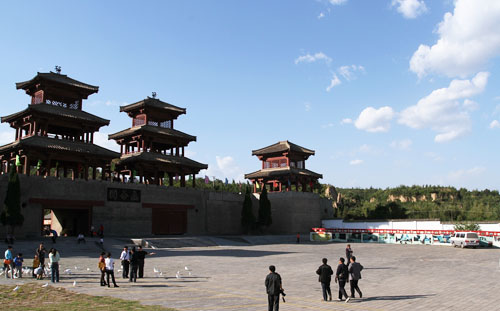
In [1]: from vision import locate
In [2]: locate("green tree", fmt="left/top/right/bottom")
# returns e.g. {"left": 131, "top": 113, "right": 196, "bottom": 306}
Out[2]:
{"left": 0, "top": 168, "right": 24, "bottom": 235}
{"left": 241, "top": 187, "right": 256, "bottom": 233}
{"left": 258, "top": 187, "right": 272, "bottom": 227}
{"left": 454, "top": 223, "right": 480, "bottom": 231}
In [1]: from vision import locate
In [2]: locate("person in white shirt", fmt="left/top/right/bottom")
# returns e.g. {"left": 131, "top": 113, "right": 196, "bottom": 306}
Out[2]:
{"left": 48, "top": 248, "right": 60, "bottom": 283}
{"left": 119, "top": 246, "right": 130, "bottom": 279}
{"left": 104, "top": 252, "right": 119, "bottom": 287}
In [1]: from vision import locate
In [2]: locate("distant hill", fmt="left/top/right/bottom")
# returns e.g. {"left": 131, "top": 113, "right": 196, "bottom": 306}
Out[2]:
{"left": 321, "top": 185, "right": 500, "bottom": 222}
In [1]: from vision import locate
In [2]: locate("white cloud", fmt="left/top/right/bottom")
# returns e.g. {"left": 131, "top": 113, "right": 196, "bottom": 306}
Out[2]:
{"left": 409, "top": 0, "right": 500, "bottom": 78}
{"left": 424, "top": 151, "right": 443, "bottom": 162}
{"left": 462, "top": 99, "right": 478, "bottom": 111}
{"left": 326, "top": 74, "right": 341, "bottom": 91}
{"left": 304, "top": 102, "right": 311, "bottom": 112}
{"left": 318, "top": 12, "right": 325, "bottom": 19}
{"left": 294, "top": 52, "right": 332, "bottom": 65}
{"left": 202, "top": 155, "right": 245, "bottom": 182}
{"left": 338, "top": 65, "right": 365, "bottom": 81}
{"left": 448, "top": 166, "right": 486, "bottom": 181}
{"left": 399, "top": 72, "right": 489, "bottom": 142}
{"left": 93, "top": 132, "right": 120, "bottom": 152}
{"left": 489, "top": 120, "right": 500, "bottom": 129}
{"left": 349, "top": 159, "right": 363, "bottom": 165}
{"left": 354, "top": 106, "right": 395, "bottom": 132}
{"left": 329, "top": 0, "right": 347, "bottom": 5}
{"left": 390, "top": 139, "right": 413, "bottom": 150}
{"left": 340, "top": 118, "right": 353, "bottom": 125}
{"left": 392, "top": 0, "right": 427, "bottom": 19}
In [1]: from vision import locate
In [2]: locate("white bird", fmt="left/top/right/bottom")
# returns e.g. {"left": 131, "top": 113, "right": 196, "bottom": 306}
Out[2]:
{"left": 13, "top": 286, "right": 19, "bottom": 292}
{"left": 74, "top": 266, "right": 78, "bottom": 270}
{"left": 73, "top": 281, "right": 77, "bottom": 287}
{"left": 153, "top": 267, "right": 160, "bottom": 273}
{"left": 117, "top": 269, "right": 122, "bottom": 272}
{"left": 188, "top": 271, "right": 192, "bottom": 276}
{"left": 86, "top": 268, "right": 90, "bottom": 271}
{"left": 175, "top": 271, "right": 181, "bottom": 279}
{"left": 64, "top": 269, "right": 72, "bottom": 274}
{"left": 42, "top": 283, "right": 48, "bottom": 288}
{"left": 184, "top": 266, "right": 190, "bottom": 271}
{"left": 159, "top": 272, "right": 163, "bottom": 276}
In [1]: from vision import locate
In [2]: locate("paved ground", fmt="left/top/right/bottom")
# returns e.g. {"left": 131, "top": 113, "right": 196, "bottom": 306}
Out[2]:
{"left": 1, "top": 236, "right": 499, "bottom": 310}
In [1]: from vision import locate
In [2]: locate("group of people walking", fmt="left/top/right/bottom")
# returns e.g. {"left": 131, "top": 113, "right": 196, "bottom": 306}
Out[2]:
{"left": 316, "top": 244, "right": 363, "bottom": 303}
{"left": 265, "top": 244, "right": 364, "bottom": 311}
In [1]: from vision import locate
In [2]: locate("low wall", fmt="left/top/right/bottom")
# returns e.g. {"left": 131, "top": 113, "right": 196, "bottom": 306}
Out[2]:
{"left": 322, "top": 219, "right": 500, "bottom": 232}
{"left": 314, "top": 219, "right": 500, "bottom": 247}
{"left": 0, "top": 174, "right": 333, "bottom": 238}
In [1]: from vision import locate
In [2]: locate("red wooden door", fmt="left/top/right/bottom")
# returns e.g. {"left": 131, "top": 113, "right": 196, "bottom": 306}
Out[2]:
{"left": 152, "top": 209, "right": 187, "bottom": 235}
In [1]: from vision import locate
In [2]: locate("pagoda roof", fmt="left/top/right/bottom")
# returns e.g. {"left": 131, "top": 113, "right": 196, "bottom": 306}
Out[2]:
{"left": 252, "top": 141, "right": 315, "bottom": 157}
{"left": 244, "top": 167, "right": 322, "bottom": 180}
{"left": 108, "top": 125, "right": 195, "bottom": 143}
{"left": 117, "top": 152, "right": 208, "bottom": 171}
{"left": 16, "top": 72, "right": 99, "bottom": 95}
{"left": 0, "top": 135, "right": 119, "bottom": 159}
{"left": 1, "top": 103, "right": 109, "bottom": 126}
{"left": 120, "top": 97, "right": 186, "bottom": 120}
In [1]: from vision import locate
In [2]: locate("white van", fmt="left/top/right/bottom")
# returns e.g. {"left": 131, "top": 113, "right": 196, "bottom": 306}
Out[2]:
{"left": 450, "top": 232, "right": 479, "bottom": 248}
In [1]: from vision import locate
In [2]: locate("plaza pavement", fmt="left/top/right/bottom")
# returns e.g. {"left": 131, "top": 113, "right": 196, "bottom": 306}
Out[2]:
{"left": 1, "top": 235, "right": 499, "bottom": 311}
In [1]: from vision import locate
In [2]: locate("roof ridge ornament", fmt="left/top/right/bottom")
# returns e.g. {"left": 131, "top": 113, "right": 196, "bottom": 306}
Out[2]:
{"left": 151, "top": 92, "right": 157, "bottom": 99}
{"left": 55, "top": 66, "right": 61, "bottom": 74}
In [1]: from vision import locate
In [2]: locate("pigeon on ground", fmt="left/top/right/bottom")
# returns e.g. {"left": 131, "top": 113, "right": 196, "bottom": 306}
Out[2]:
{"left": 42, "top": 283, "right": 48, "bottom": 288}
{"left": 64, "top": 269, "right": 72, "bottom": 274}
{"left": 86, "top": 268, "right": 90, "bottom": 271}
{"left": 13, "top": 286, "right": 19, "bottom": 292}
{"left": 153, "top": 267, "right": 160, "bottom": 273}
{"left": 73, "top": 281, "right": 76, "bottom": 287}
{"left": 74, "top": 266, "right": 78, "bottom": 270}
{"left": 184, "top": 266, "right": 190, "bottom": 271}
{"left": 175, "top": 271, "right": 181, "bottom": 279}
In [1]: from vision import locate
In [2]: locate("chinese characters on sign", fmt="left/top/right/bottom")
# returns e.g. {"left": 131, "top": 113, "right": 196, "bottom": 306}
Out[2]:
{"left": 107, "top": 188, "right": 141, "bottom": 203}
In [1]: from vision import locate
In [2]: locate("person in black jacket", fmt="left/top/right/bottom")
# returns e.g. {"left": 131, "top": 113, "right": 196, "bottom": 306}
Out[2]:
{"left": 349, "top": 256, "right": 363, "bottom": 298}
{"left": 265, "top": 265, "right": 283, "bottom": 311}
{"left": 345, "top": 244, "right": 353, "bottom": 267}
{"left": 136, "top": 246, "right": 155, "bottom": 278}
{"left": 316, "top": 258, "right": 333, "bottom": 301}
{"left": 335, "top": 257, "right": 350, "bottom": 302}
{"left": 129, "top": 247, "right": 139, "bottom": 283}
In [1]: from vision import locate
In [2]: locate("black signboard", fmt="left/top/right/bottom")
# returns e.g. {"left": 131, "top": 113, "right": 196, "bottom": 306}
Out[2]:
{"left": 107, "top": 188, "right": 141, "bottom": 203}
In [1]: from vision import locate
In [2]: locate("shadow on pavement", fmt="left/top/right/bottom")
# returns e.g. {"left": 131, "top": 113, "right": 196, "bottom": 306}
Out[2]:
{"left": 355, "top": 294, "right": 435, "bottom": 302}
{"left": 167, "top": 249, "right": 295, "bottom": 257}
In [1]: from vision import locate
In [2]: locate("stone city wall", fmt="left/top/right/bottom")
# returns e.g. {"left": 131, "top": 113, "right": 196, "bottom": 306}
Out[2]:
{"left": 0, "top": 174, "right": 333, "bottom": 238}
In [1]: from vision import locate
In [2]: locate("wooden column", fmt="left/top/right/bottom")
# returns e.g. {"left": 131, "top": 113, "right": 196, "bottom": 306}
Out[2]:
{"left": 279, "top": 182, "right": 282, "bottom": 192}
{"left": 182, "top": 147, "right": 185, "bottom": 157}
{"left": 23, "top": 155, "right": 29, "bottom": 175}
{"left": 92, "top": 167, "right": 97, "bottom": 180}
{"left": 63, "top": 166, "right": 67, "bottom": 178}
{"left": 154, "top": 170, "right": 159, "bottom": 185}
{"left": 192, "top": 174, "right": 196, "bottom": 188}
{"left": 180, "top": 175, "right": 186, "bottom": 187}
{"left": 169, "top": 174, "right": 173, "bottom": 186}
{"left": 84, "top": 166, "right": 89, "bottom": 181}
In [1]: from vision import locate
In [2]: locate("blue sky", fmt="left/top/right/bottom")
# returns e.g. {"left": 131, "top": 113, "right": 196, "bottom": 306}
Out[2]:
{"left": 1, "top": 0, "right": 499, "bottom": 190}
